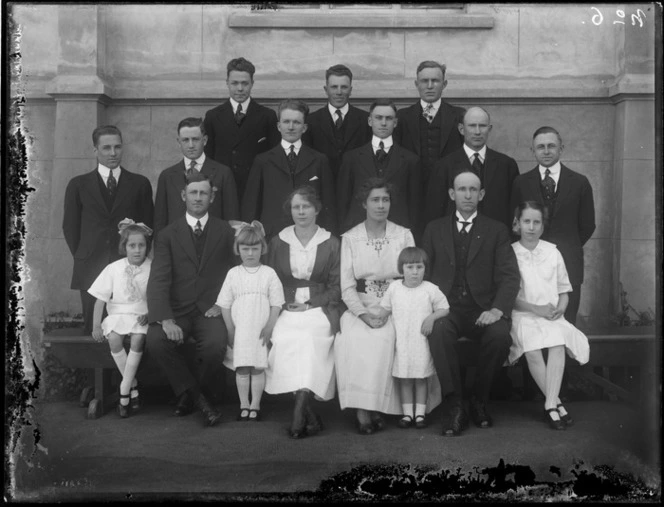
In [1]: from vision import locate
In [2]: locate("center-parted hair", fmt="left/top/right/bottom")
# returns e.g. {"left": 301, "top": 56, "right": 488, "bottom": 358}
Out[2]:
{"left": 416, "top": 60, "right": 447, "bottom": 79}
{"left": 227, "top": 57, "right": 255, "bottom": 79}
{"left": 282, "top": 185, "right": 323, "bottom": 217}
{"left": 369, "top": 98, "right": 398, "bottom": 115}
{"left": 184, "top": 170, "right": 213, "bottom": 189}
{"left": 397, "top": 247, "right": 429, "bottom": 275}
{"left": 92, "top": 125, "right": 122, "bottom": 146}
{"left": 356, "top": 177, "right": 396, "bottom": 204}
{"left": 119, "top": 224, "right": 153, "bottom": 257}
{"left": 234, "top": 222, "right": 269, "bottom": 256}
{"left": 178, "top": 117, "right": 206, "bottom": 136}
{"left": 512, "top": 200, "right": 549, "bottom": 234}
{"left": 278, "top": 99, "right": 309, "bottom": 122}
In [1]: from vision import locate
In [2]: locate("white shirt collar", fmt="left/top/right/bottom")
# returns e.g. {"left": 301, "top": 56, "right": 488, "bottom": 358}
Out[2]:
{"left": 281, "top": 139, "right": 303, "bottom": 154}
{"left": 230, "top": 97, "right": 251, "bottom": 114}
{"left": 328, "top": 103, "right": 349, "bottom": 120}
{"left": 539, "top": 162, "right": 561, "bottom": 184}
{"left": 371, "top": 135, "right": 393, "bottom": 152}
{"left": 97, "top": 164, "right": 120, "bottom": 182}
{"left": 420, "top": 98, "right": 442, "bottom": 113}
{"left": 185, "top": 212, "right": 209, "bottom": 230}
{"left": 463, "top": 144, "right": 487, "bottom": 162}
{"left": 184, "top": 153, "right": 206, "bottom": 170}
{"left": 455, "top": 210, "right": 478, "bottom": 231}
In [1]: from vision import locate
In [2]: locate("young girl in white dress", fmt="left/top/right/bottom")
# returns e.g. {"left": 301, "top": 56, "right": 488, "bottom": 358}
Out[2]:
{"left": 379, "top": 247, "right": 449, "bottom": 429}
{"left": 214, "top": 221, "right": 284, "bottom": 422}
{"left": 509, "top": 201, "right": 590, "bottom": 430}
{"left": 88, "top": 219, "right": 153, "bottom": 418}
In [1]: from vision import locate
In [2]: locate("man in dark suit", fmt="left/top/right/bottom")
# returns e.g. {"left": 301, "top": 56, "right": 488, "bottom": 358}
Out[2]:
{"left": 154, "top": 117, "right": 239, "bottom": 236}
{"left": 146, "top": 171, "right": 235, "bottom": 427}
{"left": 241, "top": 99, "right": 337, "bottom": 239}
{"left": 425, "top": 107, "right": 519, "bottom": 229}
{"left": 203, "top": 57, "right": 280, "bottom": 203}
{"left": 337, "top": 99, "right": 421, "bottom": 235}
{"left": 511, "top": 126, "right": 595, "bottom": 325}
{"left": 63, "top": 125, "right": 153, "bottom": 334}
{"left": 393, "top": 60, "right": 465, "bottom": 184}
{"left": 302, "top": 64, "right": 371, "bottom": 180}
{"left": 423, "top": 170, "right": 520, "bottom": 436}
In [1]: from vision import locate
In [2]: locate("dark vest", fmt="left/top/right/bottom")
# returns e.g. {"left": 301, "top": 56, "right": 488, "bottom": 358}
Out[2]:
{"left": 450, "top": 224, "right": 475, "bottom": 307}
{"left": 419, "top": 109, "right": 442, "bottom": 180}
{"left": 372, "top": 146, "right": 391, "bottom": 177}
{"left": 190, "top": 224, "right": 208, "bottom": 262}
{"left": 540, "top": 177, "right": 558, "bottom": 218}
{"left": 97, "top": 172, "right": 116, "bottom": 210}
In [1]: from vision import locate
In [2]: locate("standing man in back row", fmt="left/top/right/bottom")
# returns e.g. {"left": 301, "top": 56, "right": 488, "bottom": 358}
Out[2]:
{"left": 302, "top": 64, "right": 371, "bottom": 181}
{"left": 394, "top": 60, "right": 465, "bottom": 185}
{"left": 203, "top": 57, "right": 280, "bottom": 204}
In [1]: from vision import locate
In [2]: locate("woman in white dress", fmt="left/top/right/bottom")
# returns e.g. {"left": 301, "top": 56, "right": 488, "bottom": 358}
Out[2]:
{"left": 266, "top": 186, "right": 342, "bottom": 439}
{"left": 334, "top": 178, "right": 442, "bottom": 434}
{"left": 509, "top": 201, "right": 590, "bottom": 430}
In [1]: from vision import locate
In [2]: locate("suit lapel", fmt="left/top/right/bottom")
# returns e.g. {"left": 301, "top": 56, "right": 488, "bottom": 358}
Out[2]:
{"left": 359, "top": 144, "right": 375, "bottom": 177}
{"left": 86, "top": 169, "right": 109, "bottom": 214}
{"left": 527, "top": 167, "right": 543, "bottom": 200}
{"left": 271, "top": 146, "right": 291, "bottom": 176}
{"left": 319, "top": 107, "right": 337, "bottom": 145}
{"left": 174, "top": 218, "right": 199, "bottom": 267}
{"left": 554, "top": 165, "right": 572, "bottom": 215}
{"left": 406, "top": 105, "right": 421, "bottom": 154}
{"left": 294, "top": 145, "right": 315, "bottom": 175}
{"left": 199, "top": 219, "right": 222, "bottom": 273}
{"left": 343, "top": 107, "right": 363, "bottom": 149}
{"left": 437, "top": 104, "right": 457, "bottom": 157}
{"left": 483, "top": 148, "right": 497, "bottom": 191}
{"left": 169, "top": 162, "right": 186, "bottom": 196}
{"left": 111, "top": 168, "right": 132, "bottom": 214}
{"left": 383, "top": 144, "right": 403, "bottom": 179}
{"left": 466, "top": 215, "right": 487, "bottom": 266}
{"left": 441, "top": 216, "right": 455, "bottom": 264}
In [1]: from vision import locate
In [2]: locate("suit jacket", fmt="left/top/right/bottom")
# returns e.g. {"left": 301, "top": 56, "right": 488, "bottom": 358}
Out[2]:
{"left": 393, "top": 100, "right": 465, "bottom": 181}
{"left": 241, "top": 144, "right": 338, "bottom": 239}
{"left": 154, "top": 158, "right": 240, "bottom": 235}
{"left": 337, "top": 143, "right": 421, "bottom": 235}
{"left": 425, "top": 147, "right": 519, "bottom": 230}
{"left": 302, "top": 104, "right": 371, "bottom": 180}
{"left": 147, "top": 216, "right": 235, "bottom": 322}
{"left": 203, "top": 99, "right": 280, "bottom": 202}
{"left": 511, "top": 164, "right": 596, "bottom": 285}
{"left": 62, "top": 168, "right": 154, "bottom": 290}
{"left": 422, "top": 214, "right": 520, "bottom": 316}
{"left": 268, "top": 231, "right": 343, "bottom": 334}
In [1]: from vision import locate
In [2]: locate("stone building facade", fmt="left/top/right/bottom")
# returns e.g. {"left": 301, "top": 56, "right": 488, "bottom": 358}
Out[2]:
{"left": 10, "top": 4, "right": 656, "bottom": 368}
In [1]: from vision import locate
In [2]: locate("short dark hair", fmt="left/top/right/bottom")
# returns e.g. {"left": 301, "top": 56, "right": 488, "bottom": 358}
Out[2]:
{"left": 449, "top": 168, "right": 482, "bottom": 190}
{"left": 184, "top": 170, "right": 213, "bottom": 189}
{"left": 356, "top": 177, "right": 395, "bottom": 204}
{"left": 92, "top": 125, "right": 122, "bottom": 147}
{"left": 118, "top": 224, "right": 152, "bottom": 257}
{"left": 369, "top": 99, "right": 398, "bottom": 115}
{"left": 177, "top": 117, "right": 206, "bottom": 136}
{"left": 234, "top": 224, "right": 268, "bottom": 256}
{"left": 282, "top": 185, "right": 323, "bottom": 217}
{"left": 513, "top": 200, "right": 549, "bottom": 234}
{"left": 397, "top": 247, "right": 429, "bottom": 275}
{"left": 533, "top": 126, "right": 563, "bottom": 145}
{"left": 227, "top": 57, "right": 256, "bottom": 79}
{"left": 325, "top": 64, "right": 353, "bottom": 82}
{"left": 278, "top": 99, "right": 309, "bottom": 122}
{"left": 416, "top": 60, "right": 447, "bottom": 79}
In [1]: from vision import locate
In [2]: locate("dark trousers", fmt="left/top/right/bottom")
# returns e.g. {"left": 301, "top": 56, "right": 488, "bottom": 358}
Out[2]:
{"left": 565, "top": 284, "right": 581, "bottom": 325}
{"left": 428, "top": 306, "right": 512, "bottom": 403}
{"left": 146, "top": 309, "right": 227, "bottom": 398}
{"left": 80, "top": 290, "right": 96, "bottom": 334}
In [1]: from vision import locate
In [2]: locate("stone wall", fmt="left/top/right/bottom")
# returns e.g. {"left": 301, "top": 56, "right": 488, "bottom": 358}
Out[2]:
{"left": 10, "top": 4, "right": 657, "bottom": 368}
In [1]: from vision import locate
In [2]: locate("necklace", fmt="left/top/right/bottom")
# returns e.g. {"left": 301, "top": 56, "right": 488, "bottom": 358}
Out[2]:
{"left": 242, "top": 264, "right": 262, "bottom": 274}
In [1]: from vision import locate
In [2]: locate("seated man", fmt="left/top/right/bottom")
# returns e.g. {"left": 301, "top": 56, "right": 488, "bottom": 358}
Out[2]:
{"left": 146, "top": 171, "right": 235, "bottom": 427}
{"left": 154, "top": 117, "right": 239, "bottom": 236}
{"left": 241, "top": 99, "right": 337, "bottom": 239}
{"left": 422, "top": 169, "right": 520, "bottom": 436}
{"left": 337, "top": 98, "right": 421, "bottom": 235}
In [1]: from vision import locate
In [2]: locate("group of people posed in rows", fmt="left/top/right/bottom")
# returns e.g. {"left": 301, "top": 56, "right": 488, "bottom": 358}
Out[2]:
{"left": 62, "top": 57, "right": 596, "bottom": 438}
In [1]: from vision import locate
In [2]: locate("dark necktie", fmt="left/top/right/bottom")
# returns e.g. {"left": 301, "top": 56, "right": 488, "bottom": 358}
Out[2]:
{"left": 542, "top": 169, "right": 556, "bottom": 200}
{"left": 459, "top": 220, "right": 471, "bottom": 235}
{"left": 334, "top": 109, "right": 343, "bottom": 129}
{"left": 234, "top": 103, "right": 245, "bottom": 125}
{"left": 186, "top": 160, "right": 196, "bottom": 178}
{"left": 287, "top": 145, "right": 297, "bottom": 173}
{"left": 376, "top": 141, "right": 387, "bottom": 163}
{"left": 423, "top": 103, "right": 434, "bottom": 123}
{"left": 107, "top": 171, "right": 117, "bottom": 198}
{"left": 472, "top": 153, "right": 484, "bottom": 186}
{"left": 194, "top": 220, "right": 203, "bottom": 237}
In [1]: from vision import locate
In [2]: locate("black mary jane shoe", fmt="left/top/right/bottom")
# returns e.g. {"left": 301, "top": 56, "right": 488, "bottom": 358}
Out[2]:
{"left": 414, "top": 415, "right": 428, "bottom": 429}
{"left": 237, "top": 408, "right": 250, "bottom": 421}
{"left": 248, "top": 409, "right": 262, "bottom": 422}
{"left": 557, "top": 404, "right": 574, "bottom": 427}
{"left": 398, "top": 415, "right": 413, "bottom": 429}
{"left": 117, "top": 394, "right": 131, "bottom": 419}
{"left": 544, "top": 408, "right": 566, "bottom": 431}
{"left": 130, "top": 384, "right": 141, "bottom": 411}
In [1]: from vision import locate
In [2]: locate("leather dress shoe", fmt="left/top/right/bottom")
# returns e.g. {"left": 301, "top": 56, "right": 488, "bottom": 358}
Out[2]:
{"left": 443, "top": 404, "right": 469, "bottom": 436}
{"left": 173, "top": 391, "right": 194, "bottom": 417}
{"left": 544, "top": 408, "right": 566, "bottom": 431}
{"left": 469, "top": 398, "right": 493, "bottom": 428}
{"left": 557, "top": 404, "right": 574, "bottom": 426}
{"left": 195, "top": 394, "right": 221, "bottom": 427}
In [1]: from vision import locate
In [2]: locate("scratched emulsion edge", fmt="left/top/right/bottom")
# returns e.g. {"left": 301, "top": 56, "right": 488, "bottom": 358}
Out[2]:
{"left": 5, "top": 6, "right": 39, "bottom": 502}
